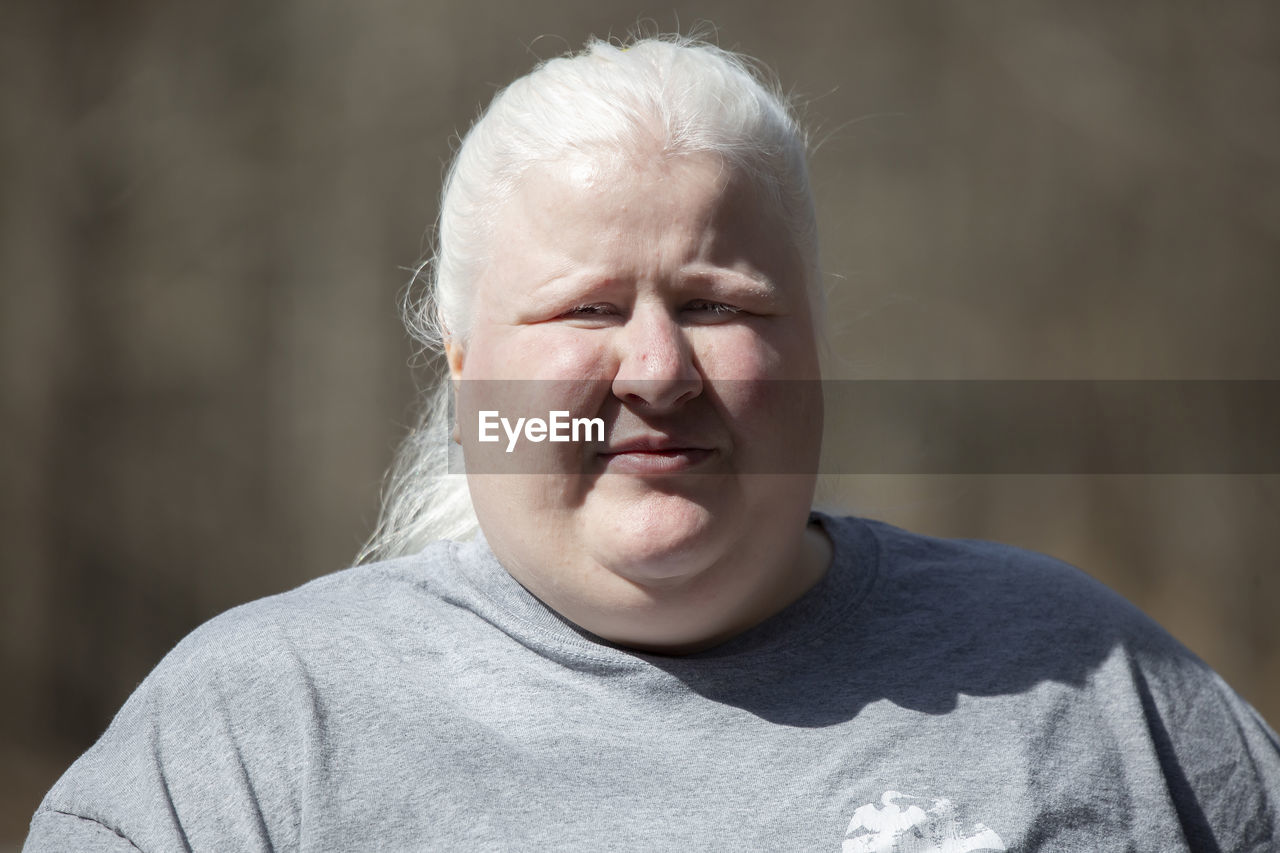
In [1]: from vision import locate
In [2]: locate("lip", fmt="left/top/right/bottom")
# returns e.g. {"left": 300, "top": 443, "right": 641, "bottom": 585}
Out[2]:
{"left": 597, "top": 437, "right": 717, "bottom": 474}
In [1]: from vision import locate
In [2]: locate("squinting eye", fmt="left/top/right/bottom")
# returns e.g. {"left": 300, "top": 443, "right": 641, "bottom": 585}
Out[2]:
{"left": 564, "top": 304, "right": 616, "bottom": 316}
{"left": 685, "top": 300, "right": 742, "bottom": 316}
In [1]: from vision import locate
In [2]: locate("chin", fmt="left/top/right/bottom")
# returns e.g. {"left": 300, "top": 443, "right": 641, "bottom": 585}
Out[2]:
{"left": 585, "top": 490, "right": 734, "bottom": 586}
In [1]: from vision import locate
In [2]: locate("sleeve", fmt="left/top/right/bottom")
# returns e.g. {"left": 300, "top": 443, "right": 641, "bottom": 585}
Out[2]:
{"left": 24, "top": 810, "right": 144, "bottom": 853}
{"left": 22, "top": 605, "right": 315, "bottom": 853}
{"left": 1000, "top": 535, "right": 1280, "bottom": 849}
{"left": 1132, "top": 655, "right": 1280, "bottom": 851}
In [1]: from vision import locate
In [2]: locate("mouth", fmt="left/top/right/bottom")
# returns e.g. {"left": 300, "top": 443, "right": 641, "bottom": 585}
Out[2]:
{"left": 597, "top": 438, "right": 717, "bottom": 474}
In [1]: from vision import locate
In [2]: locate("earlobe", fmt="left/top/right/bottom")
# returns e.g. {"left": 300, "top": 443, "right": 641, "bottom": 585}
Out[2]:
{"left": 445, "top": 339, "right": 465, "bottom": 379}
{"left": 444, "top": 339, "right": 463, "bottom": 444}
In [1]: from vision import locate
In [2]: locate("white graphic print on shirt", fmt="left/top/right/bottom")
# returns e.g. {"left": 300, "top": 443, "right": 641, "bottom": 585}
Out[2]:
{"left": 843, "top": 791, "right": 1006, "bottom": 853}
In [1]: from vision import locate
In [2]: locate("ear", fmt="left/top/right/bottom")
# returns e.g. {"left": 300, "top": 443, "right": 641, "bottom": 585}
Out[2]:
{"left": 444, "top": 339, "right": 464, "bottom": 445}
{"left": 444, "top": 338, "right": 465, "bottom": 379}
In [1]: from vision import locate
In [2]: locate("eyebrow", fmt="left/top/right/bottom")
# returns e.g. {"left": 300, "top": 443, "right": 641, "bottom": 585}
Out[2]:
{"left": 679, "top": 264, "right": 781, "bottom": 300}
{"left": 523, "top": 263, "right": 783, "bottom": 307}
{"left": 525, "top": 269, "right": 614, "bottom": 304}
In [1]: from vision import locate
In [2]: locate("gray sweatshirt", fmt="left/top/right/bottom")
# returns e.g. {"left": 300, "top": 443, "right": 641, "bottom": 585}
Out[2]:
{"left": 25, "top": 514, "right": 1280, "bottom": 851}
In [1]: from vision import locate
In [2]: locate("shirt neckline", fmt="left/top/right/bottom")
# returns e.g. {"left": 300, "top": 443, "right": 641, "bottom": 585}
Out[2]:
{"left": 447, "top": 511, "right": 881, "bottom": 669}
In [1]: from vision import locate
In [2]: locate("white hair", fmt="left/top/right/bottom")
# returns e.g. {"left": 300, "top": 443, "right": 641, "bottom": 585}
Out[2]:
{"left": 359, "top": 34, "right": 818, "bottom": 563}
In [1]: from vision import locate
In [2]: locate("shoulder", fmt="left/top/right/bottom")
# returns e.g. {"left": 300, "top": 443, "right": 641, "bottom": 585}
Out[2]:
{"left": 834, "top": 513, "right": 1166, "bottom": 641}
{"left": 123, "top": 538, "right": 479, "bottom": 721}
{"left": 820, "top": 513, "right": 1204, "bottom": 699}
{"left": 824, "top": 514, "right": 1280, "bottom": 846}
{"left": 31, "top": 540, "right": 468, "bottom": 851}
{"left": 157, "top": 539, "right": 462, "bottom": 673}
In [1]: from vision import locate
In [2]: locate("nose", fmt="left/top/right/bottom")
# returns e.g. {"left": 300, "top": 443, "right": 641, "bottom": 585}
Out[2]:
{"left": 611, "top": 304, "right": 703, "bottom": 411}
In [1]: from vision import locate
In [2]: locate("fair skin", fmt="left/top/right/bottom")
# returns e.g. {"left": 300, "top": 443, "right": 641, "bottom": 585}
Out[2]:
{"left": 448, "top": 149, "right": 830, "bottom": 654}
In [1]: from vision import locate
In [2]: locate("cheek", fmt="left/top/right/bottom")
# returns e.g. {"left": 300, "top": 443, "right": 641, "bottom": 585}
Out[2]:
{"left": 717, "top": 378, "right": 824, "bottom": 475}
{"left": 454, "top": 331, "right": 614, "bottom": 479}
{"left": 688, "top": 323, "right": 799, "bottom": 380}
{"left": 465, "top": 326, "right": 616, "bottom": 381}
{"left": 698, "top": 325, "right": 823, "bottom": 473}
{"left": 538, "top": 332, "right": 615, "bottom": 380}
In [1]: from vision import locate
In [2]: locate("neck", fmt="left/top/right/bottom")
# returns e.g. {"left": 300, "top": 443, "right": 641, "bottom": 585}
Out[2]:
{"left": 498, "top": 517, "right": 833, "bottom": 655}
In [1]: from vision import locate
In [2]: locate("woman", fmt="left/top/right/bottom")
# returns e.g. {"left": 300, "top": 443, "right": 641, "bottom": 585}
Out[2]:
{"left": 26, "top": 36, "right": 1279, "bottom": 852}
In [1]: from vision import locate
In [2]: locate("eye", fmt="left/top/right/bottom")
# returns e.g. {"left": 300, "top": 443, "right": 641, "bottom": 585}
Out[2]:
{"left": 684, "top": 300, "right": 743, "bottom": 319}
{"left": 566, "top": 303, "right": 617, "bottom": 316}
{"left": 556, "top": 303, "right": 622, "bottom": 325}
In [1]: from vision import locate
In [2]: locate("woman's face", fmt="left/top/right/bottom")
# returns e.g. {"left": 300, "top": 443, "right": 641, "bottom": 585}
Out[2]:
{"left": 449, "top": 151, "right": 827, "bottom": 651}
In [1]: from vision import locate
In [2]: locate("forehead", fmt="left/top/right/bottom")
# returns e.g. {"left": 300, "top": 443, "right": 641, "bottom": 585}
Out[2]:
{"left": 486, "top": 150, "right": 803, "bottom": 279}
{"left": 519, "top": 150, "right": 730, "bottom": 213}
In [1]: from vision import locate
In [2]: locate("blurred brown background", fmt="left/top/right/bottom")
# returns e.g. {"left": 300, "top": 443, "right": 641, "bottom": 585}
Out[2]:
{"left": 2, "top": 0, "right": 1277, "bottom": 843}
